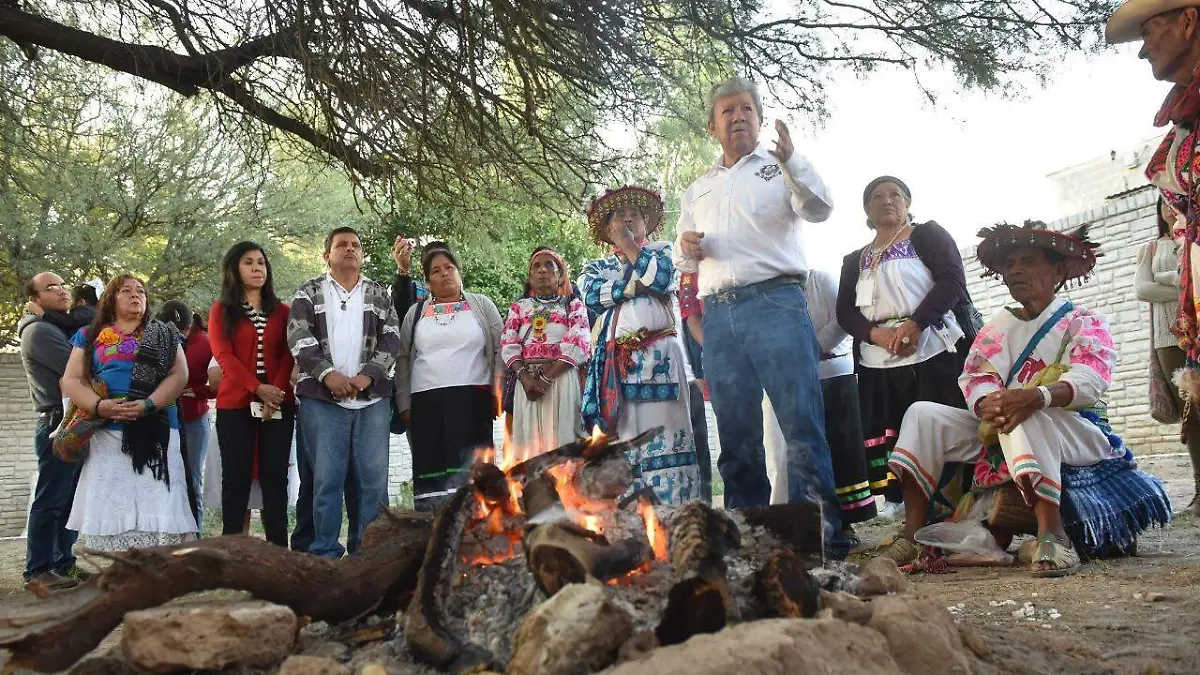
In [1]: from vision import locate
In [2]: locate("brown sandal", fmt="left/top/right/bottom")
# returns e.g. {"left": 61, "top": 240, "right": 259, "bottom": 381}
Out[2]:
{"left": 1030, "top": 534, "right": 1080, "bottom": 578}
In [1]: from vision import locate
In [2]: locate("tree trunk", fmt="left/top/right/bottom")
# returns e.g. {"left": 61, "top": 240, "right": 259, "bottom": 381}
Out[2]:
{"left": 0, "top": 510, "right": 432, "bottom": 673}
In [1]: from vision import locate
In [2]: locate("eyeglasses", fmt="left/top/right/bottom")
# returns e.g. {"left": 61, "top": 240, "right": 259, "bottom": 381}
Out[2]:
{"left": 40, "top": 284, "right": 68, "bottom": 293}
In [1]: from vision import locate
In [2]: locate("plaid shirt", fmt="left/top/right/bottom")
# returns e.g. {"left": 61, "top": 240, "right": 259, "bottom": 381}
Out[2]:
{"left": 287, "top": 274, "right": 400, "bottom": 402}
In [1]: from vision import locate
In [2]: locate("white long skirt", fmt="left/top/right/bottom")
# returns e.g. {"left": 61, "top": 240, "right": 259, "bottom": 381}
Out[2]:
{"left": 68, "top": 427, "right": 198, "bottom": 551}
{"left": 510, "top": 371, "right": 584, "bottom": 458}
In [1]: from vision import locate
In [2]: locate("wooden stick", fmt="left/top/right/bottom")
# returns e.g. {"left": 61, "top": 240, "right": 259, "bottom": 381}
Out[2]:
{"left": 0, "top": 510, "right": 432, "bottom": 673}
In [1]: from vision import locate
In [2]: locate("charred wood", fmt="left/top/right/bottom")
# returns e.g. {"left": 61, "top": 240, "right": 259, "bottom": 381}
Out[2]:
{"left": 655, "top": 501, "right": 740, "bottom": 646}
{"left": 403, "top": 488, "right": 494, "bottom": 673}
{"left": 754, "top": 549, "right": 820, "bottom": 619}
{"left": 740, "top": 502, "right": 824, "bottom": 557}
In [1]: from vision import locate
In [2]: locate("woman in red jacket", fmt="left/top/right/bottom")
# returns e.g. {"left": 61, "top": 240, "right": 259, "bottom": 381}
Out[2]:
{"left": 209, "top": 241, "right": 295, "bottom": 546}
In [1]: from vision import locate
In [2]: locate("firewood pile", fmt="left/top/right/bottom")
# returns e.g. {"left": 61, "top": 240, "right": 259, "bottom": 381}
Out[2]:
{"left": 0, "top": 429, "right": 935, "bottom": 675}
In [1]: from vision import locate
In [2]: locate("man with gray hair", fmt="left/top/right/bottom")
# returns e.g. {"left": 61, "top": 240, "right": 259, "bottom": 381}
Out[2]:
{"left": 673, "top": 75, "right": 846, "bottom": 554}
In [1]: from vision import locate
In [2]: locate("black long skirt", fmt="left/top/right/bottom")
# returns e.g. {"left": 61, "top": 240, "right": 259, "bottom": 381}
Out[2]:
{"left": 410, "top": 385, "right": 494, "bottom": 512}
{"left": 821, "top": 374, "right": 877, "bottom": 524}
{"left": 857, "top": 350, "right": 966, "bottom": 503}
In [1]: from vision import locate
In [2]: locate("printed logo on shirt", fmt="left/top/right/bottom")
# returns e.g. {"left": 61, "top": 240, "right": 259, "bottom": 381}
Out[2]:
{"left": 756, "top": 163, "right": 781, "bottom": 182}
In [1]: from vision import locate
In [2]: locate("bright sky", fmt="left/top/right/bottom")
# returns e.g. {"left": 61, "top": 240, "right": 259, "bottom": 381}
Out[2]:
{"left": 753, "top": 43, "right": 1169, "bottom": 273}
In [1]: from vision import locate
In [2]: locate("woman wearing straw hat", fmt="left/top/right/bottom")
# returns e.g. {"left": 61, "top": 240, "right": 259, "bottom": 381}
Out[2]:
{"left": 578, "top": 186, "right": 700, "bottom": 505}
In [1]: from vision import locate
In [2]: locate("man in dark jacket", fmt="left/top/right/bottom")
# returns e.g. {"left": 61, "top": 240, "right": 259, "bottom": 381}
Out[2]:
{"left": 18, "top": 272, "right": 84, "bottom": 590}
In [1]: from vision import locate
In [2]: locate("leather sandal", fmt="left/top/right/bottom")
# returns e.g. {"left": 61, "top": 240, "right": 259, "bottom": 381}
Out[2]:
{"left": 876, "top": 535, "right": 921, "bottom": 566}
{"left": 1030, "top": 534, "right": 1080, "bottom": 578}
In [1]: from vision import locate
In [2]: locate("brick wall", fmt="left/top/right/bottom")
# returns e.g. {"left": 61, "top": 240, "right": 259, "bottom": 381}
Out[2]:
{"left": 961, "top": 187, "right": 1184, "bottom": 456}
{"left": 0, "top": 354, "right": 38, "bottom": 537}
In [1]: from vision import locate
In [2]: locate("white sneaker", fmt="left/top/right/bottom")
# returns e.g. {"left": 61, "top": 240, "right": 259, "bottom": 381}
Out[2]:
{"left": 874, "top": 501, "right": 904, "bottom": 522}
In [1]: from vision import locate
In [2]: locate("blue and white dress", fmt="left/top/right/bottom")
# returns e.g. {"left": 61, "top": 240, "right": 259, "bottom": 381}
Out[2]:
{"left": 578, "top": 241, "right": 699, "bottom": 505}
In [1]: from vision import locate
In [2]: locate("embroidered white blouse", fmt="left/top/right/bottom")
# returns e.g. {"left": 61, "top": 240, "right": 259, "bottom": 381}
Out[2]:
{"left": 856, "top": 240, "right": 962, "bottom": 369}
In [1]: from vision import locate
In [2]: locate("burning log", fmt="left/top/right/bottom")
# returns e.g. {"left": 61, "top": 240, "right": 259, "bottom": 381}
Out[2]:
{"left": 404, "top": 488, "right": 494, "bottom": 673}
{"left": 472, "top": 461, "right": 517, "bottom": 514}
{"left": 576, "top": 453, "right": 636, "bottom": 501}
{"left": 754, "top": 549, "right": 820, "bottom": 619}
{"left": 522, "top": 472, "right": 651, "bottom": 597}
{"left": 0, "top": 509, "right": 432, "bottom": 674}
{"left": 655, "top": 501, "right": 741, "bottom": 647}
{"left": 506, "top": 427, "right": 661, "bottom": 481}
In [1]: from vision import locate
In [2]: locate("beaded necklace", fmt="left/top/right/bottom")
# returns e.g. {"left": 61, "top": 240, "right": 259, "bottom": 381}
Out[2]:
{"left": 427, "top": 295, "right": 469, "bottom": 326}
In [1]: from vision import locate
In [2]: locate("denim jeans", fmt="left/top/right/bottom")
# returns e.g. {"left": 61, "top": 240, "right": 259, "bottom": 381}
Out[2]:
{"left": 25, "top": 413, "right": 81, "bottom": 580}
{"left": 291, "top": 416, "right": 361, "bottom": 554}
{"left": 182, "top": 412, "right": 211, "bottom": 532}
{"left": 701, "top": 282, "right": 846, "bottom": 553}
{"left": 688, "top": 381, "right": 713, "bottom": 504}
{"left": 298, "top": 398, "right": 390, "bottom": 559}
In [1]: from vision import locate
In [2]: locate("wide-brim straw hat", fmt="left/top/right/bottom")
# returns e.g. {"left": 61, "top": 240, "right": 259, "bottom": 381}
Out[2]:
{"left": 976, "top": 220, "right": 1102, "bottom": 286}
{"left": 586, "top": 186, "right": 664, "bottom": 244}
{"left": 1106, "top": 0, "right": 1200, "bottom": 44}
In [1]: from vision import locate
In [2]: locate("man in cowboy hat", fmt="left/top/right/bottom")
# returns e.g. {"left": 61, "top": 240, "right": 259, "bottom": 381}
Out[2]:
{"left": 672, "top": 75, "right": 844, "bottom": 546}
{"left": 1108, "top": 0, "right": 1200, "bottom": 514}
{"left": 875, "top": 221, "right": 1128, "bottom": 576}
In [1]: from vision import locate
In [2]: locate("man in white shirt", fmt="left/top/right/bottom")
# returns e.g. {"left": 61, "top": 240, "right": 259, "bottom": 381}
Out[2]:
{"left": 674, "top": 76, "right": 846, "bottom": 553}
{"left": 288, "top": 227, "right": 401, "bottom": 559}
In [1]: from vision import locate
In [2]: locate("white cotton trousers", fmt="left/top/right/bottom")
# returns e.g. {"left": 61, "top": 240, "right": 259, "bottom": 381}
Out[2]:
{"left": 888, "top": 402, "right": 1120, "bottom": 506}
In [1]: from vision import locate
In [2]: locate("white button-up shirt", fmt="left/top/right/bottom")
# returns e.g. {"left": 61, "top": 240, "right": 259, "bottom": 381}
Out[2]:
{"left": 322, "top": 272, "right": 380, "bottom": 410}
{"left": 673, "top": 143, "right": 833, "bottom": 297}
{"left": 804, "top": 269, "right": 853, "bottom": 380}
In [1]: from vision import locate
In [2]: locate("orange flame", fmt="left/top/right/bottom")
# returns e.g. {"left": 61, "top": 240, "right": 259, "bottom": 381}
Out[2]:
{"left": 589, "top": 425, "right": 605, "bottom": 445}
{"left": 638, "top": 500, "right": 669, "bottom": 561}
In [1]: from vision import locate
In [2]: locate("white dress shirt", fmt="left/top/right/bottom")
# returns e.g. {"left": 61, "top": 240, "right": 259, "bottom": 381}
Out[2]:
{"left": 322, "top": 272, "right": 381, "bottom": 410}
{"left": 673, "top": 143, "right": 833, "bottom": 297}
{"left": 804, "top": 269, "right": 853, "bottom": 380}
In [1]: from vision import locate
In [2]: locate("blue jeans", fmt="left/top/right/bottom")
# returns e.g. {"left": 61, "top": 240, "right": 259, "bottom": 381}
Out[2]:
{"left": 25, "top": 413, "right": 81, "bottom": 580}
{"left": 702, "top": 282, "right": 847, "bottom": 553}
{"left": 182, "top": 412, "right": 211, "bottom": 532}
{"left": 292, "top": 417, "right": 361, "bottom": 554}
{"left": 298, "top": 398, "right": 390, "bottom": 559}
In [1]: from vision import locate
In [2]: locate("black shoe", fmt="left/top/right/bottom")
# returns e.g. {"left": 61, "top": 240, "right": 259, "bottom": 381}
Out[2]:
{"left": 25, "top": 570, "right": 78, "bottom": 592}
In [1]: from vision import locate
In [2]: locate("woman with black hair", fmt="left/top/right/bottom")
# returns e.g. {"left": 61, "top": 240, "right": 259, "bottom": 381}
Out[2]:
{"left": 61, "top": 275, "right": 195, "bottom": 551}
{"left": 394, "top": 242, "right": 502, "bottom": 512}
{"left": 1136, "top": 197, "right": 1199, "bottom": 514}
{"left": 207, "top": 242, "right": 296, "bottom": 545}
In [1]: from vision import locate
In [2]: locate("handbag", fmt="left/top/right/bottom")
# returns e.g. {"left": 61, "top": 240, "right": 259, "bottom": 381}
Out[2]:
{"left": 51, "top": 380, "right": 109, "bottom": 463}
{"left": 1148, "top": 323, "right": 1182, "bottom": 424}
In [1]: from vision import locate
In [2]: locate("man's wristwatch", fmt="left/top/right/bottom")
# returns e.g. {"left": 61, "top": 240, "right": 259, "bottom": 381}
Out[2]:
{"left": 143, "top": 397, "right": 158, "bottom": 414}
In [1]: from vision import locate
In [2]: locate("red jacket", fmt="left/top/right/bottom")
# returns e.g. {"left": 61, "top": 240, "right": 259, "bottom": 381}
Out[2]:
{"left": 208, "top": 301, "right": 295, "bottom": 410}
{"left": 180, "top": 328, "right": 214, "bottom": 423}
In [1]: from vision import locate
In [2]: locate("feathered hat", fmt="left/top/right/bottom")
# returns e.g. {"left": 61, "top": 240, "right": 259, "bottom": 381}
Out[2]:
{"left": 976, "top": 220, "right": 1102, "bottom": 287}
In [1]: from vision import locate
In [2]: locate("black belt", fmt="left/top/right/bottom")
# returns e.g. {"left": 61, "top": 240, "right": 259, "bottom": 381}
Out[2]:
{"left": 704, "top": 273, "right": 808, "bottom": 305}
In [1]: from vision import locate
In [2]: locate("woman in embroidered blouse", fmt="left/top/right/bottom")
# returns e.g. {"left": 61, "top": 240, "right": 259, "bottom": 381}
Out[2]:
{"left": 836, "top": 176, "right": 969, "bottom": 519}
{"left": 579, "top": 186, "right": 699, "bottom": 506}
{"left": 208, "top": 241, "right": 295, "bottom": 546}
{"left": 501, "top": 248, "right": 591, "bottom": 457}
{"left": 61, "top": 275, "right": 196, "bottom": 551}
{"left": 1136, "top": 198, "right": 1200, "bottom": 514}
{"left": 395, "top": 242, "right": 503, "bottom": 512}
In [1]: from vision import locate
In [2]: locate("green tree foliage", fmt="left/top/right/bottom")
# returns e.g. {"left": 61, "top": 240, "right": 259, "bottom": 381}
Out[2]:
{"left": 0, "top": 48, "right": 355, "bottom": 345}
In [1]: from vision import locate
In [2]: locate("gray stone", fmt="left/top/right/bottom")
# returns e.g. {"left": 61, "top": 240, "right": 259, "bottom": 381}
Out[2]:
{"left": 120, "top": 600, "right": 296, "bottom": 673}
{"left": 868, "top": 595, "right": 971, "bottom": 675}
{"left": 509, "top": 581, "right": 634, "bottom": 675}
{"left": 279, "top": 656, "right": 352, "bottom": 675}
{"left": 855, "top": 558, "right": 909, "bottom": 597}
{"left": 601, "top": 618, "right": 904, "bottom": 675}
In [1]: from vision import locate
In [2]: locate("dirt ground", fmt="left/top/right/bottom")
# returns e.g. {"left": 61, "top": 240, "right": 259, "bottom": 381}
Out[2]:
{"left": 853, "top": 452, "right": 1200, "bottom": 675}
{"left": 0, "top": 454, "right": 1195, "bottom": 674}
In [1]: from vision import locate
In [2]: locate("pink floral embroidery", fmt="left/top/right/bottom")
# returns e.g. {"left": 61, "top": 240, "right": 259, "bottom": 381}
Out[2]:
{"left": 1015, "top": 357, "right": 1047, "bottom": 386}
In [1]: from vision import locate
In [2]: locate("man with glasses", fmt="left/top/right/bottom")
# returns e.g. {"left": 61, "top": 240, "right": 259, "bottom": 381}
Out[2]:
{"left": 18, "top": 272, "right": 86, "bottom": 590}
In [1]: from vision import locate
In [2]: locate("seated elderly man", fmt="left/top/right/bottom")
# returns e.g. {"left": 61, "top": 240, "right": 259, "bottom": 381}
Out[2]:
{"left": 878, "top": 221, "right": 1124, "bottom": 577}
